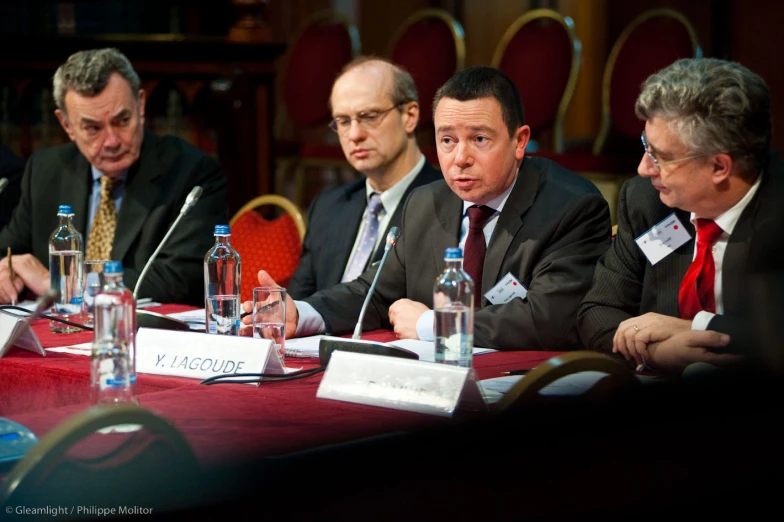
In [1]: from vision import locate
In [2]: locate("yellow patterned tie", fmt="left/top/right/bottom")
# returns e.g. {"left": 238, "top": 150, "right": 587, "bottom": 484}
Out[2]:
{"left": 86, "top": 176, "right": 120, "bottom": 260}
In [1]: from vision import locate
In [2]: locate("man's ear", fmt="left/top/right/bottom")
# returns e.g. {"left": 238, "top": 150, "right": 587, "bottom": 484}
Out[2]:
{"left": 514, "top": 125, "right": 531, "bottom": 161}
{"left": 55, "top": 109, "right": 75, "bottom": 142}
{"left": 711, "top": 153, "right": 733, "bottom": 185}
{"left": 402, "top": 101, "right": 419, "bottom": 134}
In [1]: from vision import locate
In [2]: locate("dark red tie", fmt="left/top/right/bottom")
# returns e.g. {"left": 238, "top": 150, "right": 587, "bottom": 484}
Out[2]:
{"left": 678, "top": 219, "right": 724, "bottom": 320}
{"left": 463, "top": 205, "right": 496, "bottom": 307}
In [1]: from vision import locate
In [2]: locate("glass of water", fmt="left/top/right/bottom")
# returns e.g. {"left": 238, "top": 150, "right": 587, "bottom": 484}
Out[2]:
{"left": 82, "top": 260, "right": 106, "bottom": 327}
{"left": 252, "top": 287, "right": 286, "bottom": 363}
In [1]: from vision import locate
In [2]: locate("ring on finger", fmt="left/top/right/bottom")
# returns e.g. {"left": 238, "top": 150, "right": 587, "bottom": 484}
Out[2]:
{"left": 632, "top": 324, "right": 640, "bottom": 332}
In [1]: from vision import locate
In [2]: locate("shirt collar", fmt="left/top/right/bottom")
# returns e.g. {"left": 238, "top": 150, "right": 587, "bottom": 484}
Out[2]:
{"left": 365, "top": 154, "right": 426, "bottom": 213}
{"left": 462, "top": 173, "right": 518, "bottom": 215}
{"left": 91, "top": 165, "right": 127, "bottom": 183}
{"left": 690, "top": 174, "right": 762, "bottom": 235}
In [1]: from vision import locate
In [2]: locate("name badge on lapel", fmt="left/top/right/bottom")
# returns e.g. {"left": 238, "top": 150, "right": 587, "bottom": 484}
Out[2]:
{"left": 635, "top": 212, "right": 692, "bottom": 265}
{"left": 484, "top": 272, "right": 528, "bottom": 305}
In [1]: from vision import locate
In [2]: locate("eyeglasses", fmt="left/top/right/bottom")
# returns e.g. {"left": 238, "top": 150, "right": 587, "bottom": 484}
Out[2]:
{"left": 641, "top": 132, "right": 704, "bottom": 172}
{"left": 328, "top": 103, "right": 403, "bottom": 134}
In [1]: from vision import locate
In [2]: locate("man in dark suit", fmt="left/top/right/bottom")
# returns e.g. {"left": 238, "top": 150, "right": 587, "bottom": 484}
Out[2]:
{"left": 0, "top": 144, "right": 25, "bottom": 230}
{"left": 287, "top": 57, "right": 441, "bottom": 299}
{"left": 0, "top": 48, "right": 227, "bottom": 306}
{"left": 244, "top": 67, "right": 611, "bottom": 351}
{"left": 577, "top": 58, "right": 779, "bottom": 373}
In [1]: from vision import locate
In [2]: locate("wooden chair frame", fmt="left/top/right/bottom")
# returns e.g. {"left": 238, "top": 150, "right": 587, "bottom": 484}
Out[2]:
{"left": 384, "top": 8, "right": 466, "bottom": 72}
{"left": 230, "top": 194, "right": 307, "bottom": 241}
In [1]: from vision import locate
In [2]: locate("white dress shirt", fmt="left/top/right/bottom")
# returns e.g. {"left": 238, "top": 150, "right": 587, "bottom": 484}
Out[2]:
{"left": 691, "top": 175, "right": 761, "bottom": 330}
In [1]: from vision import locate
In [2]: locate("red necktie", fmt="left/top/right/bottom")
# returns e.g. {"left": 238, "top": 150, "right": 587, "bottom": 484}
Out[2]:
{"left": 463, "top": 205, "right": 496, "bottom": 307}
{"left": 678, "top": 219, "right": 724, "bottom": 320}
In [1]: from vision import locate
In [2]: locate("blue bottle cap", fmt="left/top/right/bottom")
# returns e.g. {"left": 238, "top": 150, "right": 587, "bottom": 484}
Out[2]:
{"left": 103, "top": 261, "right": 123, "bottom": 274}
{"left": 214, "top": 224, "right": 230, "bottom": 235}
{"left": 444, "top": 247, "right": 463, "bottom": 259}
{"left": 57, "top": 205, "right": 74, "bottom": 215}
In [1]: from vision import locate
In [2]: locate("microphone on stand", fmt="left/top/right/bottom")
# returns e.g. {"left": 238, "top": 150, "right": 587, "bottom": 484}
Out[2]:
{"left": 0, "top": 178, "right": 9, "bottom": 196}
{"left": 318, "top": 226, "right": 418, "bottom": 366}
{"left": 134, "top": 186, "right": 203, "bottom": 332}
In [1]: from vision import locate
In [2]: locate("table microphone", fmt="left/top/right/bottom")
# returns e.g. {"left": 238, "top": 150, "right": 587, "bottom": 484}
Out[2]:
{"left": 318, "top": 226, "right": 418, "bottom": 366}
{"left": 0, "top": 178, "right": 9, "bottom": 196}
{"left": 133, "top": 186, "right": 202, "bottom": 332}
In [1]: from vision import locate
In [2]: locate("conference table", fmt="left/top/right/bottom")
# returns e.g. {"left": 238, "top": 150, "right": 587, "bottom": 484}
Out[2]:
{"left": 1, "top": 305, "right": 563, "bottom": 469}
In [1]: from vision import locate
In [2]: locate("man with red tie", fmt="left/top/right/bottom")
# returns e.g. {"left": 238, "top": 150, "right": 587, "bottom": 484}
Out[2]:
{"left": 577, "top": 58, "right": 783, "bottom": 373}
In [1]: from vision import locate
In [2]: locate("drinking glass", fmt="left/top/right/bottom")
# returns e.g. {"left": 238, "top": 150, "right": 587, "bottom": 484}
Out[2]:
{"left": 82, "top": 260, "right": 106, "bottom": 327}
{"left": 252, "top": 287, "right": 286, "bottom": 363}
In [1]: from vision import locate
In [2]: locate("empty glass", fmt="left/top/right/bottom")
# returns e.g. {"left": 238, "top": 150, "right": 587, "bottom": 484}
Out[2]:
{"left": 82, "top": 260, "right": 106, "bottom": 327}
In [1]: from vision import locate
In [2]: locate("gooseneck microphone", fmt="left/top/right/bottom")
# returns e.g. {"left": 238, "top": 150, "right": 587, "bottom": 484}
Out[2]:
{"left": 317, "top": 226, "right": 418, "bottom": 366}
{"left": 353, "top": 227, "right": 400, "bottom": 339}
{"left": 133, "top": 186, "right": 202, "bottom": 300}
{"left": 0, "top": 178, "right": 9, "bottom": 196}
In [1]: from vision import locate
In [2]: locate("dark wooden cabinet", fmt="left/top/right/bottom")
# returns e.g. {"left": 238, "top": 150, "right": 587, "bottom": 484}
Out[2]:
{"left": 0, "top": 35, "right": 285, "bottom": 215}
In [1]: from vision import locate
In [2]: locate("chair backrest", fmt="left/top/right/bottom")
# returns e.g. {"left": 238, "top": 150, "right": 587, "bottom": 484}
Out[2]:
{"left": 491, "top": 9, "right": 581, "bottom": 153}
{"left": 280, "top": 10, "right": 360, "bottom": 129}
{"left": 0, "top": 404, "right": 202, "bottom": 511}
{"left": 494, "top": 351, "right": 640, "bottom": 411}
{"left": 593, "top": 8, "right": 701, "bottom": 155}
{"left": 385, "top": 8, "right": 465, "bottom": 129}
{"left": 230, "top": 195, "right": 306, "bottom": 302}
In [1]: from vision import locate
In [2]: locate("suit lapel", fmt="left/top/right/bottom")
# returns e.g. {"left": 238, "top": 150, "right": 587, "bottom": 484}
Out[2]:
{"left": 332, "top": 187, "right": 366, "bottom": 278}
{"left": 481, "top": 160, "right": 538, "bottom": 304}
{"left": 432, "top": 186, "right": 463, "bottom": 269}
{"left": 111, "top": 135, "right": 163, "bottom": 261}
{"left": 60, "top": 153, "right": 91, "bottom": 234}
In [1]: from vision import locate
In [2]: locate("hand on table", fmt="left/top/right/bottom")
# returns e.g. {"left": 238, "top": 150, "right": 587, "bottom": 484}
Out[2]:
{"left": 388, "top": 298, "right": 429, "bottom": 339}
{"left": 613, "top": 312, "right": 692, "bottom": 365}
{"left": 0, "top": 254, "right": 49, "bottom": 304}
{"left": 240, "top": 270, "right": 298, "bottom": 339}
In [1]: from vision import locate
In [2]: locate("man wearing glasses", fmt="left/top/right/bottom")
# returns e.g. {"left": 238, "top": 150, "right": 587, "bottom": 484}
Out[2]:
{"left": 287, "top": 57, "right": 441, "bottom": 299}
{"left": 578, "top": 58, "right": 783, "bottom": 373}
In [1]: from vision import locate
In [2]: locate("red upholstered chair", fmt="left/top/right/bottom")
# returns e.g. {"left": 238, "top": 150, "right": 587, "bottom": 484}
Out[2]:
{"left": 593, "top": 8, "right": 702, "bottom": 156}
{"left": 385, "top": 8, "right": 465, "bottom": 167}
{"left": 275, "top": 10, "right": 360, "bottom": 205}
{"left": 229, "top": 195, "right": 306, "bottom": 303}
{"left": 491, "top": 8, "right": 581, "bottom": 153}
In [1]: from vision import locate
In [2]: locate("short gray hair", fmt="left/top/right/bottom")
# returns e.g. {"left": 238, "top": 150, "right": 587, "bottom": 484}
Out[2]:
{"left": 53, "top": 48, "right": 141, "bottom": 117}
{"left": 635, "top": 58, "right": 771, "bottom": 176}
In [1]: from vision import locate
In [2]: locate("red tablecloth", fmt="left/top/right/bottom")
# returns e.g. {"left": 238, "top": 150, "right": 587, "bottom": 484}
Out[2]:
{"left": 2, "top": 305, "right": 562, "bottom": 466}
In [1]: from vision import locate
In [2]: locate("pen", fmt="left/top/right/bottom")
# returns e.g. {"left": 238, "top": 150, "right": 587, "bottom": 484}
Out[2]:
{"left": 500, "top": 369, "right": 531, "bottom": 376}
{"left": 7, "top": 246, "right": 16, "bottom": 306}
{"left": 240, "top": 300, "right": 280, "bottom": 319}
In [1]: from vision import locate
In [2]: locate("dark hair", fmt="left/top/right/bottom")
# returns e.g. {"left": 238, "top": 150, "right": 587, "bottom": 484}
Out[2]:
{"left": 432, "top": 66, "right": 525, "bottom": 137}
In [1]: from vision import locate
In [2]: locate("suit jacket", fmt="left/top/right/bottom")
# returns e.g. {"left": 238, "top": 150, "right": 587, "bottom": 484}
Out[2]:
{"left": 577, "top": 153, "right": 784, "bottom": 356}
{"left": 0, "top": 131, "right": 228, "bottom": 306}
{"left": 288, "top": 160, "right": 442, "bottom": 299}
{"left": 305, "top": 156, "right": 612, "bottom": 351}
{"left": 0, "top": 144, "right": 25, "bottom": 230}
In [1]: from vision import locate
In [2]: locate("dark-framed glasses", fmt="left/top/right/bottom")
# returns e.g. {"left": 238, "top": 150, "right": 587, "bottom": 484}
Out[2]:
{"left": 641, "top": 132, "right": 704, "bottom": 172}
{"left": 328, "top": 103, "right": 404, "bottom": 134}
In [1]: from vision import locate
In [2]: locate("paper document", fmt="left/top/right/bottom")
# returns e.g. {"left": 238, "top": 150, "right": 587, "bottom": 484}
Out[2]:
{"left": 284, "top": 335, "right": 326, "bottom": 357}
{"left": 389, "top": 339, "right": 497, "bottom": 363}
{"left": 166, "top": 309, "right": 207, "bottom": 331}
{"left": 0, "top": 300, "right": 38, "bottom": 316}
{"left": 46, "top": 341, "right": 92, "bottom": 356}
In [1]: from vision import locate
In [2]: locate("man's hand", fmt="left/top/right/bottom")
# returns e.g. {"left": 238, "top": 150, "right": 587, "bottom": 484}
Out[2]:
{"left": 240, "top": 270, "right": 299, "bottom": 339}
{"left": 388, "top": 298, "right": 429, "bottom": 339}
{"left": 0, "top": 254, "right": 49, "bottom": 304}
{"left": 646, "top": 330, "right": 742, "bottom": 374}
{"left": 613, "top": 312, "right": 692, "bottom": 365}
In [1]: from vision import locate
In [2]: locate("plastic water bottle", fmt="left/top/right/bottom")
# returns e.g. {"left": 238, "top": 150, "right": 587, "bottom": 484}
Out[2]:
{"left": 434, "top": 247, "right": 474, "bottom": 367}
{"left": 204, "top": 224, "right": 241, "bottom": 335}
{"left": 49, "top": 204, "right": 83, "bottom": 333}
{"left": 91, "top": 261, "right": 137, "bottom": 405}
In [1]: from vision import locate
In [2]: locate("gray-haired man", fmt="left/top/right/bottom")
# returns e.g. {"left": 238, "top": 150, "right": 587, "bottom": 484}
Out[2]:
{"left": 578, "top": 58, "right": 783, "bottom": 373}
{"left": 0, "top": 47, "right": 228, "bottom": 306}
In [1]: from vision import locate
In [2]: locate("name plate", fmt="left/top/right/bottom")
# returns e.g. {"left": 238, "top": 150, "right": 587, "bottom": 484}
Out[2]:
{"left": 136, "top": 327, "right": 285, "bottom": 380}
{"left": 0, "top": 311, "right": 45, "bottom": 359}
{"left": 316, "top": 351, "right": 486, "bottom": 417}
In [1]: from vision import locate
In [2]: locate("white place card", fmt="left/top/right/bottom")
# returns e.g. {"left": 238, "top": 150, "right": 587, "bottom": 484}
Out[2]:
{"left": 316, "top": 351, "right": 486, "bottom": 417}
{"left": 0, "top": 310, "right": 45, "bottom": 359}
{"left": 136, "top": 328, "right": 285, "bottom": 380}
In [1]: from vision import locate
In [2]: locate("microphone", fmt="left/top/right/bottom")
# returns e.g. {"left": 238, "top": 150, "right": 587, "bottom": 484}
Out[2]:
{"left": 27, "top": 289, "right": 60, "bottom": 323}
{"left": 0, "top": 178, "right": 8, "bottom": 196}
{"left": 318, "top": 226, "right": 418, "bottom": 366}
{"left": 133, "top": 186, "right": 202, "bottom": 332}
